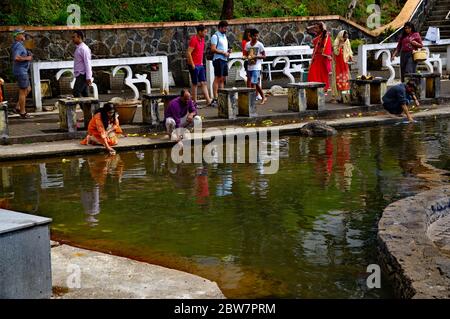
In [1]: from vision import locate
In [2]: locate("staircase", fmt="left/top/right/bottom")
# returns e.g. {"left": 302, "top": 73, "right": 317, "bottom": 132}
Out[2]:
{"left": 420, "top": 0, "right": 450, "bottom": 74}
{"left": 421, "top": 0, "right": 450, "bottom": 39}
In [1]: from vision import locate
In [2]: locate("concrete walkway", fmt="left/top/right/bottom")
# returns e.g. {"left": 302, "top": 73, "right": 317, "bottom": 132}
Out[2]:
{"left": 51, "top": 243, "right": 225, "bottom": 299}
{"left": 1, "top": 105, "right": 450, "bottom": 162}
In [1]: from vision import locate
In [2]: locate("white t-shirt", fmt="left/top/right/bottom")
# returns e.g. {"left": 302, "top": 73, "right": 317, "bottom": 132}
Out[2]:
{"left": 245, "top": 41, "right": 265, "bottom": 71}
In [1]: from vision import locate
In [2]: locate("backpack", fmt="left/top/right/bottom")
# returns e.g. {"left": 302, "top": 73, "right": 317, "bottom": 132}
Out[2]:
{"left": 205, "top": 32, "right": 219, "bottom": 61}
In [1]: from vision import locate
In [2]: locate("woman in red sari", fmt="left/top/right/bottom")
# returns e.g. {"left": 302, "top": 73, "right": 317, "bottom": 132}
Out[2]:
{"left": 307, "top": 22, "right": 332, "bottom": 91}
{"left": 331, "top": 30, "right": 353, "bottom": 102}
{"left": 81, "top": 103, "right": 123, "bottom": 155}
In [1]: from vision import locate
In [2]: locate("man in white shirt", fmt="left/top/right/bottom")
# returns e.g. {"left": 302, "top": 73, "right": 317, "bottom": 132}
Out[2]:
{"left": 244, "top": 29, "right": 267, "bottom": 105}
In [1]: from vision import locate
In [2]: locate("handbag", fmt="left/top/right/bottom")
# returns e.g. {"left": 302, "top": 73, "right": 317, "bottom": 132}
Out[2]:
{"left": 412, "top": 48, "right": 428, "bottom": 62}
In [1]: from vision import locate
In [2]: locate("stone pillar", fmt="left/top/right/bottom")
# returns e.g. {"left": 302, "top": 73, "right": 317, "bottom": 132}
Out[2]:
{"left": 238, "top": 90, "right": 257, "bottom": 117}
{"left": 218, "top": 90, "right": 238, "bottom": 120}
{"left": 0, "top": 102, "right": 9, "bottom": 145}
{"left": 288, "top": 86, "right": 307, "bottom": 112}
{"left": 0, "top": 210, "right": 52, "bottom": 299}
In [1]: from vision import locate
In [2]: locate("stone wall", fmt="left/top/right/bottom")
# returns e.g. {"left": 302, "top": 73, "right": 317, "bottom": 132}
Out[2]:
{"left": 0, "top": 17, "right": 375, "bottom": 87}
{"left": 378, "top": 185, "right": 450, "bottom": 299}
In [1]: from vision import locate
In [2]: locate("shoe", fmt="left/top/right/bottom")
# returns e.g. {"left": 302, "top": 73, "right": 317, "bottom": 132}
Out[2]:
{"left": 19, "top": 112, "right": 33, "bottom": 119}
{"left": 209, "top": 99, "right": 218, "bottom": 107}
{"left": 194, "top": 102, "right": 205, "bottom": 109}
{"left": 256, "top": 95, "right": 262, "bottom": 101}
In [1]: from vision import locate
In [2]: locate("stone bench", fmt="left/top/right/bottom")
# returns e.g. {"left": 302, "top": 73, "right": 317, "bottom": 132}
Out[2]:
{"left": 405, "top": 73, "right": 441, "bottom": 99}
{"left": 58, "top": 97, "right": 100, "bottom": 133}
{"left": 142, "top": 93, "right": 179, "bottom": 125}
{"left": 287, "top": 82, "right": 325, "bottom": 111}
{"left": 0, "top": 101, "right": 9, "bottom": 145}
{"left": 218, "top": 88, "right": 256, "bottom": 119}
{"left": 349, "top": 78, "right": 388, "bottom": 106}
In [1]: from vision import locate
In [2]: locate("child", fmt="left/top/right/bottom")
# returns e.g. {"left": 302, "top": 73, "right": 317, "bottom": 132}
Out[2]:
{"left": 243, "top": 29, "right": 268, "bottom": 105}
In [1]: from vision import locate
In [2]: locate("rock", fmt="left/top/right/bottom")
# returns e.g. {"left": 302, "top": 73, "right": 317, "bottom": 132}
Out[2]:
{"left": 300, "top": 121, "right": 337, "bottom": 137}
{"left": 269, "top": 85, "right": 287, "bottom": 96}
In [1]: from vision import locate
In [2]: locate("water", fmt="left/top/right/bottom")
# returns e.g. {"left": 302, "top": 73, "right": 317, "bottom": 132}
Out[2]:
{"left": 1, "top": 119, "right": 449, "bottom": 298}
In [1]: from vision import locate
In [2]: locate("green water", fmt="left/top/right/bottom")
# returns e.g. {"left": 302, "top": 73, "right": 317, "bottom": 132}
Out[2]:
{"left": 1, "top": 119, "right": 449, "bottom": 298}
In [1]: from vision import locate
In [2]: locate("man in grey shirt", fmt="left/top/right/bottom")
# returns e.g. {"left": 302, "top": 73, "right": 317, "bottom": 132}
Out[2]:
{"left": 11, "top": 29, "right": 32, "bottom": 118}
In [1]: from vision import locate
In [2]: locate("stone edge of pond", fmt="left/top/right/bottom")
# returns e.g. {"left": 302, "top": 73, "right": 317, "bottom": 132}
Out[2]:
{"left": 378, "top": 185, "right": 450, "bottom": 299}
{"left": 50, "top": 243, "right": 226, "bottom": 299}
{"left": 1, "top": 106, "right": 450, "bottom": 163}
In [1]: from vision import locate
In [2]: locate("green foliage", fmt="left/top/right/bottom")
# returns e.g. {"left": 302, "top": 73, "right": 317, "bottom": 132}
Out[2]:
{"left": 350, "top": 38, "right": 365, "bottom": 52}
{"left": 292, "top": 4, "right": 309, "bottom": 17}
{"left": 0, "top": 0, "right": 402, "bottom": 26}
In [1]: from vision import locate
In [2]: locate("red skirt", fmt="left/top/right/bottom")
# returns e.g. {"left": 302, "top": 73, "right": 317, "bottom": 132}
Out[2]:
{"left": 334, "top": 53, "right": 350, "bottom": 91}
{"left": 308, "top": 54, "right": 331, "bottom": 90}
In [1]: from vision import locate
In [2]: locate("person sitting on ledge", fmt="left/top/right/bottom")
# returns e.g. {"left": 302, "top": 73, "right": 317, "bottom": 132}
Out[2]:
{"left": 382, "top": 80, "right": 420, "bottom": 123}
{"left": 164, "top": 89, "right": 202, "bottom": 141}
{"left": 81, "top": 103, "right": 123, "bottom": 155}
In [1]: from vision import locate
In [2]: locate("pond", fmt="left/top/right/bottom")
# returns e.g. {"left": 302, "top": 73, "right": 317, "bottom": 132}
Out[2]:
{"left": 1, "top": 119, "right": 449, "bottom": 298}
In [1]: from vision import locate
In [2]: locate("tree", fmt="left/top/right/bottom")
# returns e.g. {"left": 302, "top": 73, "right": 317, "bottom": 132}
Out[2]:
{"left": 220, "top": 0, "right": 234, "bottom": 20}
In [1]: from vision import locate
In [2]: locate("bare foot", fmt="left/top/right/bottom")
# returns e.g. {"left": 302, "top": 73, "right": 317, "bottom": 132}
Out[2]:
{"left": 260, "top": 97, "right": 268, "bottom": 105}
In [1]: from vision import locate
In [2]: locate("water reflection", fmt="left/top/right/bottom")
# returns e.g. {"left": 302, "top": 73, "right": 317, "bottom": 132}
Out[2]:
{"left": 79, "top": 155, "right": 124, "bottom": 226}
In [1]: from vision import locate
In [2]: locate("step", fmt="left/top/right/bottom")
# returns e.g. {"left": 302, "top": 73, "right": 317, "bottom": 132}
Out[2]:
{"left": 422, "top": 24, "right": 450, "bottom": 30}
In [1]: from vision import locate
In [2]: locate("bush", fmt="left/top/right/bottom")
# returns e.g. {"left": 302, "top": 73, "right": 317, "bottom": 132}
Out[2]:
{"left": 350, "top": 38, "right": 365, "bottom": 53}
{"left": 292, "top": 4, "right": 309, "bottom": 17}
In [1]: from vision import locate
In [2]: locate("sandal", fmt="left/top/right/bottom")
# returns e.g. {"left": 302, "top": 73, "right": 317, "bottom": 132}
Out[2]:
{"left": 19, "top": 112, "right": 32, "bottom": 119}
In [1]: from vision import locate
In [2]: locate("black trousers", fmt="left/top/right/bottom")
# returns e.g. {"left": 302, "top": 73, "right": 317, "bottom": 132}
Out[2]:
{"left": 400, "top": 51, "right": 416, "bottom": 83}
{"left": 73, "top": 74, "right": 89, "bottom": 97}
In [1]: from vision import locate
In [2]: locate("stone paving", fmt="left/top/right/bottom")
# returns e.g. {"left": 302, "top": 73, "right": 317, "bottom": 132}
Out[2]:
{"left": 51, "top": 243, "right": 225, "bottom": 299}
{"left": 6, "top": 80, "right": 449, "bottom": 143}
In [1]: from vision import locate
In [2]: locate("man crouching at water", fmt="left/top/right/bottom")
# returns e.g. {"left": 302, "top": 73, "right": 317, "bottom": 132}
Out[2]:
{"left": 164, "top": 89, "right": 202, "bottom": 141}
{"left": 382, "top": 80, "right": 419, "bottom": 122}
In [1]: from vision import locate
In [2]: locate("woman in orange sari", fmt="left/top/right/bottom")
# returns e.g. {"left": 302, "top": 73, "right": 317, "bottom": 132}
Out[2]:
{"left": 331, "top": 30, "right": 353, "bottom": 102}
{"left": 81, "top": 103, "right": 123, "bottom": 155}
{"left": 307, "top": 22, "right": 332, "bottom": 91}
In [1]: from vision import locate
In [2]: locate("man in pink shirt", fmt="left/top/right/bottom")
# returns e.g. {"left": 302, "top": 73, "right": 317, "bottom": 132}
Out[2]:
{"left": 186, "top": 25, "right": 212, "bottom": 107}
{"left": 72, "top": 31, "right": 93, "bottom": 97}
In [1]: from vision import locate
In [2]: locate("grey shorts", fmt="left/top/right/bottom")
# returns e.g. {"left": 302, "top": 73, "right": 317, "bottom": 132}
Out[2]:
{"left": 16, "top": 74, "right": 30, "bottom": 89}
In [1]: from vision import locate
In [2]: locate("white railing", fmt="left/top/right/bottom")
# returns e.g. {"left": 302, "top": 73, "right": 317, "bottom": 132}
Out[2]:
{"left": 206, "top": 45, "right": 313, "bottom": 96}
{"left": 357, "top": 39, "right": 450, "bottom": 84}
{"left": 31, "top": 56, "right": 169, "bottom": 112}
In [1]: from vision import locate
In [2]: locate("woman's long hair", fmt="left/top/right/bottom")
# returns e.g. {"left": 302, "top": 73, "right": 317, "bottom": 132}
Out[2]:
{"left": 318, "top": 22, "right": 327, "bottom": 42}
{"left": 95, "top": 102, "right": 115, "bottom": 130}
{"left": 400, "top": 22, "right": 416, "bottom": 39}
{"left": 242, "top": 28, "right": 252, "bottom": 42}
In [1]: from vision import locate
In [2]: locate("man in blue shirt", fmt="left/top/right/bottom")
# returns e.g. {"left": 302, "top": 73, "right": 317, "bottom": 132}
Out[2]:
{"left": 210, "top": 20, "right": 230, "bottom": 107}
{"left": 382, "top": 80, "right": 419, "bottom": 122}
{"left": 11, "top": 29, "right": 33, "bottom": 118}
